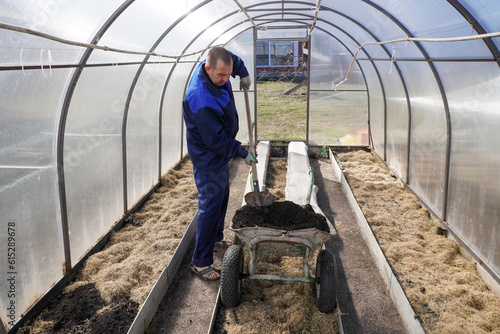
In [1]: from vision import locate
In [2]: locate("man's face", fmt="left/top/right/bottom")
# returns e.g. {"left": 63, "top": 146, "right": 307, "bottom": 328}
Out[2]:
{"left": 206, "top": 59, "right": 232, "bottom": 87}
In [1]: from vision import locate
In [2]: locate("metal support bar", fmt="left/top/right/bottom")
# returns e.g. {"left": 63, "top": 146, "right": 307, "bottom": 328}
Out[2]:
{"left": 244, "top": 274, "right": 316, "bottom": 283}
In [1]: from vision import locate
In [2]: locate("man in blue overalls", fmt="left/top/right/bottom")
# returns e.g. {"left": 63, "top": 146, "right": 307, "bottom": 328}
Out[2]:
{"left": 183, "top": 46, "right": 256, "bottom": 280}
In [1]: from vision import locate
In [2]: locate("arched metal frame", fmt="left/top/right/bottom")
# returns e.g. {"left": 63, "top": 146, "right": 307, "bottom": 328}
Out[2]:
{"left": 120, "top": 0, "right": 212, "bottom": 211}
{"left": 28, "top": 3, "right": 499, "bottom": 326}
{"left": 56, "top": 0, "right": 135, "bottom": 272}
{"left": 3, "top": 0, "right": 500, "bottom": 330}
{"left": 53, "top": 0, "right": 500, "bottom": 274}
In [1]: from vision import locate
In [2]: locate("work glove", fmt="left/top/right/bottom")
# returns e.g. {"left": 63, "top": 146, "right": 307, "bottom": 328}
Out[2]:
{"left": 244, "top": 151, "right": 258, "bottom": 165}
{"left": 240, "top": 76, "right": 251, "bottom": 90}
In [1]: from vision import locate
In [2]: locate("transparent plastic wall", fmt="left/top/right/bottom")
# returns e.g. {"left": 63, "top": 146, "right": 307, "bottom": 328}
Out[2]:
{"left": 309, "top": 29, "right": 368, "bottom": 145}
{"left": 0, "top": 69, "right": 68, "bottom": 328}
{"left": 400, "top": 61, "right": 447, "bottom": 216}
{"left": 87, "top": 0, "right": 193, "bottom": 64}
{"left": 64, "top": 65, "right": 137, "bottom": 264}
{"left": 461, "top": 0, "right": 500, "bottom": 51}
{"left": 361, "top": 60, "right": 385, "bottom": 155}
{"left": 437, "top": 61, "right": 500, "bottom": 275}
{"left": 374, "top": 61, "right": 409, "bottom": 180}
{"left": 226, "top": 30, "right": 255, "bottom": 145}
{"left": 126, "top": 63, "right": 168, "bottom": 209}
{"left": 161, "top": 63, "right": 191, "bottom": 174}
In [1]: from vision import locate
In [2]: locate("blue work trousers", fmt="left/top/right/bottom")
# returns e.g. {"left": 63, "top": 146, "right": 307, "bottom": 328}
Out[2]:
{"left": 191, "top": 164, "right": 229, "bottom": 267}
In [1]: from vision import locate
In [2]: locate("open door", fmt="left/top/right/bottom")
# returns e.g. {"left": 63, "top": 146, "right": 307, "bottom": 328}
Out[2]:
{"left": 254, "top": 26, "right": 310, "bottom": 142}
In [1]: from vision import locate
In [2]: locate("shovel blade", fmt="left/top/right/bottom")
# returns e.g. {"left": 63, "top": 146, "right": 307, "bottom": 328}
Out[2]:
{"left": 244, "top": 190, "right": 275, "bottom": 207}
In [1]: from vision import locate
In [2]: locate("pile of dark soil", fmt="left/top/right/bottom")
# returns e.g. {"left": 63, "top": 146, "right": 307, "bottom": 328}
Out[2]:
{"left": 232, "top": 200, "right": 329, "bottom": 233}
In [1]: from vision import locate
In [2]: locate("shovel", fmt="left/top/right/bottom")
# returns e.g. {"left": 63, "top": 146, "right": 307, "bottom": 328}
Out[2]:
{"left": 242, "top": 86, "right": 275, "bottom": 207}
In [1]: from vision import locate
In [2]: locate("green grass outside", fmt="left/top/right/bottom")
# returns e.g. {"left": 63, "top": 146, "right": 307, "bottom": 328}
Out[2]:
{"left": 256, "top": 81, "right": 368, "bottom": 144}
{"left": 256, "top": 81, "right": 307, "bottom": 140}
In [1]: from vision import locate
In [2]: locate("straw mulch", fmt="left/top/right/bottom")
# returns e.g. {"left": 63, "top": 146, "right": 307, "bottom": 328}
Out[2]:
{"left": 337, "top": 150, "right": 500, "bottom": 334}
{"left": 19, "top": 159, "right": 197, "bottom": 333}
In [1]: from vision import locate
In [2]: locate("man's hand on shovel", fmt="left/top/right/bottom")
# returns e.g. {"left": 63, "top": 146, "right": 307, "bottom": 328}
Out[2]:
{"left": 244, "top": 151, "right": 258, "bottom": 165}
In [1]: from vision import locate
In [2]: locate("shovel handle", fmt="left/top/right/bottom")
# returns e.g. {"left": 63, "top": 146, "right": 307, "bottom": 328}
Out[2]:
{"left": 243, "top": 86, "right": 259, "bottom": 185}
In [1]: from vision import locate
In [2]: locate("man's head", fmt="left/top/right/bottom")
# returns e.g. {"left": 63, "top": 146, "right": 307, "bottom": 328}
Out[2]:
{"left": 206, "top": 46, "right": 233, "bottom": 87}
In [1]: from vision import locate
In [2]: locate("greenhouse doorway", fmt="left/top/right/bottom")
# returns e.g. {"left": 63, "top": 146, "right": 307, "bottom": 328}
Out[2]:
{"left": 255, "top": 30, "right": 310, "bottom": 142}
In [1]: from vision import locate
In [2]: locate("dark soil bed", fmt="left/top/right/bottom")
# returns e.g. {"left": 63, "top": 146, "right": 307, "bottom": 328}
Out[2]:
{"left": 17, "top": 160, "right": 197, "bottom": 334}
{"left": 232, "top": 201, "right": 329, "bottom": 232}
{"left": 18, "top": 284, "right": 138, "bottom": 334}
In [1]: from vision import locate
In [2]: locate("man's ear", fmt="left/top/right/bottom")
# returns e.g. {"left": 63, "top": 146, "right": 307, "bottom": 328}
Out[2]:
{"left": 205, "top": 64, "right": 211, "bottom": 72}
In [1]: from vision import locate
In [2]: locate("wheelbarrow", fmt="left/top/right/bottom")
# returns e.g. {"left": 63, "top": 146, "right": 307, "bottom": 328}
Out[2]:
{"left": 220, "top": 211, "right": 337, "bottom": 313}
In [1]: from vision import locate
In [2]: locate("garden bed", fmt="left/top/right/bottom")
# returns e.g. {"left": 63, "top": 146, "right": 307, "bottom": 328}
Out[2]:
{"left": 18, "top": 160, "right": 197, "bottom": 334}
{"left": 336, "top": 150, "right": 500, "bottom": 334}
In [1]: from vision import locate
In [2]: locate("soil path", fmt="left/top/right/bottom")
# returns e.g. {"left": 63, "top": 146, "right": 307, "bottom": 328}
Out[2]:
{"left": 312, "top": 158, "right": 406, "bottom": 333}
{"left": 149, "top": 158, "right": 249, "bottom": 333}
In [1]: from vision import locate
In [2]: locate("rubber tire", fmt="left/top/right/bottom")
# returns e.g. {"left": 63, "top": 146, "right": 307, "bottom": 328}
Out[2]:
{"left": 315, "top": 249, "right": 337, "bottom": 313}
{"left": 220, "top": 245, "right": 244, "bottom": 308}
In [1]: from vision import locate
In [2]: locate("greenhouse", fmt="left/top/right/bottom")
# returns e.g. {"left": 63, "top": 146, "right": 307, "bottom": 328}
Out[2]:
{"left": 1, "top": 1, "right": 500, "bottom": 333}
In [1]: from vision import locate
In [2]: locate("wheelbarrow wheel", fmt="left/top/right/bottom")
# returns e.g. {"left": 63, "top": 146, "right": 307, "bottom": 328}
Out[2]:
{"left": 315, "top": 249, "right": 337, "bottom": 313}
{"left": 221, "top": 245, "right": 244, "bottom": 307}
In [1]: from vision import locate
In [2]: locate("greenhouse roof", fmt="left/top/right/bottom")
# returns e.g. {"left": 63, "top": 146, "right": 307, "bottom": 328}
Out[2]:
{"left": 1, "top": 1, "right": 500, "bottom": 332}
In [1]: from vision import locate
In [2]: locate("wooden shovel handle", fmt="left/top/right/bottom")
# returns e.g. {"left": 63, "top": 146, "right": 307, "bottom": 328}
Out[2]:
{"left": 243, "top": 86, "right": 259, "bottom": 184}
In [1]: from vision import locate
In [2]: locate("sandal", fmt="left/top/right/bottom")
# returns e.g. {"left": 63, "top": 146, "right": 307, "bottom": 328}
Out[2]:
{"left": 215, "top": 237, "right": 233, "bottom": 247}
{"left": 189, "top": 264, "right": 220, "bottom": 281}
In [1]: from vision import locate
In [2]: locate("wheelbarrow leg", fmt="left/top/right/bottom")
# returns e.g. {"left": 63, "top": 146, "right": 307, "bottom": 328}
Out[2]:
{"left": 248, "top": 244, "right": 257, "bottom": 275}
{"left": 303, "top": 247, "right": 311, "bottom": 278}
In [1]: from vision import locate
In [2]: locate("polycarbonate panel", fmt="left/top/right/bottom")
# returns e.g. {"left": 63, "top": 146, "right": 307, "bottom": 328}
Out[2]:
{"left": 316, "top": 8, "right": 420, "bottom": 60}
{"left": 312, "top": 21, "right": 382, "bottom": 63}
{"left": 213, "top": 23, "right": 255, "bottom": 47}
{"left": 399, "top": 61, "right": 447, "bottom": 216}
{"left": 226, "top": 30, "right": 255, "bottom": 144}
{"left": 0, "top": 1, "right": 123, "bottom": 38}
{"left": 0, "top": 69, "right": 70, "bottom": 328}
{"left": 460, "top": 0, "right": 500, "bottom": 51}
{"left": 257, "top": 26, "right": 308, "bottom": 40}
{"left": 0, "top": 1, "right": 123, "bottom": 65}
{"left": 88, "top": 0, "right": 208, "bottom": 64}
{"left": 375, "top": 61, "right": 408, "bottom": 179}
{"left": 373, "top": 0, "right": 492, "bottom": 58}
{"left": 178, "top": 15, "right": 253, "bottom": 62}
{"left": 364, "top": 62, "right": 385, "bottom": 153}
{"left": 437, "top": 61, "right": 500, "bottom": 277}
{"left": 332, "top": 0, "right": 409, "bottom": 44}
{"left": 64, "top": 65, "right": 139, "bottom": 264}
{"left": 313, "top": 23, "right": 363, "bottom": 57}
{"left": 310, "top": 30, "right": 365, "bottom": 91}
{"left": 161, "top": 63, "right": 187, "bottom": 173}
{"left": 183, "top": 22, "right": 236, "bottom": 58}
{"left": 127, "top": 63, "right": 171, "bottom": 207}
{"left": 0, "top": 30, "right": 83, "bottom": 67}
{"left": 154, "top": 2, "right": 236, "bottom": 63}
{"left": 309, "top": 91, "right": 368, "bottom": 145}
{"left": 420, "top": 37, "right": 491, "bottom": 59}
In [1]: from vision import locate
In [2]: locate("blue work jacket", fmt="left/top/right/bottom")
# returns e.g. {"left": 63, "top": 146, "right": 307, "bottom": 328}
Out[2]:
{"left": 183, "top": 53, "right": 249, "bottom": 173}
